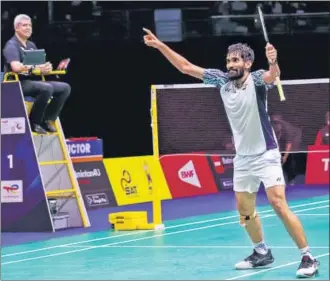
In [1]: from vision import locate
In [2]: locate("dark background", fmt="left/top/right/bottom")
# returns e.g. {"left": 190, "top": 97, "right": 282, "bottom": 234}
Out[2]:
{"left": 1, "top": 1, "right": 329, "bottom": 158}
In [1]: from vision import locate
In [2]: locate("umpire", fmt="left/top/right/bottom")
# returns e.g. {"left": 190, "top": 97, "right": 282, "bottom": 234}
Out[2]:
{"left": 3, "top": 14, "right": 71, "bottom": 134}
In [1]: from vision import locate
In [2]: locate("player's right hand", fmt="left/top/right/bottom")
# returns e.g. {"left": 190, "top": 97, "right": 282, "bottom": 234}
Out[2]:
{"left": 143, "top": 28, "right": 163, "bottom": 49}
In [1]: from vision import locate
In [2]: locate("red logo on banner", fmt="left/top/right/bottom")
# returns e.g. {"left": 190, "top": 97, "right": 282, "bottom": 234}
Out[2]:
{"left": 305, "top": 145, "right": 330, "bottom": 184}
{"left": 160, "top": 155, "right": 218, "bottom": 198}
{"left": 209, "top": 155, "right": 225, "bottom": 174}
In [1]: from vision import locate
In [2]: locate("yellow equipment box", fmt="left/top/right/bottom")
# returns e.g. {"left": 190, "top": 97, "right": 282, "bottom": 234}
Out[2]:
{"left": 109, "top": 211, "right": 156, "bottom": 231}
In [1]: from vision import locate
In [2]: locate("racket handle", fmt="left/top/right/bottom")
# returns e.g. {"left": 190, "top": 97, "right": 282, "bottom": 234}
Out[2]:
{"left": 275, "top": 76, "right": 285, "bottom": 101}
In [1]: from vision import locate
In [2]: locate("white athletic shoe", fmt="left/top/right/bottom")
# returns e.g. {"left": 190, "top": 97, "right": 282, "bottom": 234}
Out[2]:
{"left": 296, "top": 255, "right": 320, "bottom": 278}
{"left": 235, "top": 249, "right": 274, "bottom": 270}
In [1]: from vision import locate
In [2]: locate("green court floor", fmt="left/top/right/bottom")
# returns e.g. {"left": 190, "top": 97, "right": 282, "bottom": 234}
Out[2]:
{"left": 1, "top": 195, "right": 329, "bottom": 280}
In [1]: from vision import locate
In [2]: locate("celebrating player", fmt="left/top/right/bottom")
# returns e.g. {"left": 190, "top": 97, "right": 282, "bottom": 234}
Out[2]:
{"left": 143, "top": 28, "right": 319, "bottom": 278}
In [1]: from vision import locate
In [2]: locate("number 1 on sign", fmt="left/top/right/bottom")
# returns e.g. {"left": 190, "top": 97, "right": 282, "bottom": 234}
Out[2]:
{"left": 7, "top": 154, "right": 13, "bottom": 169}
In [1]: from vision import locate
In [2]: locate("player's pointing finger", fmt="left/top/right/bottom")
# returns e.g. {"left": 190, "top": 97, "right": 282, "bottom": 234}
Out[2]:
{"left": 143, "top": 27, "right": 153, "bottom": 36}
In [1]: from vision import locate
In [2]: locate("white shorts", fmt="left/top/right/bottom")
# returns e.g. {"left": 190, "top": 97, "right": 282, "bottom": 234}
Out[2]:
{"left": 233, "top": 149, "right": 285, "bottom": 193}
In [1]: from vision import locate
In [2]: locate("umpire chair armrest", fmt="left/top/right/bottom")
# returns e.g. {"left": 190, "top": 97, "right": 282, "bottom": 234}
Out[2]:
{"left": 3, "top": 70, "right": 67, "bottom": 83}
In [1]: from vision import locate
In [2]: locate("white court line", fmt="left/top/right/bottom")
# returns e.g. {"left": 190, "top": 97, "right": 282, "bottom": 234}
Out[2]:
{"left": 2, "top": 199, "right": 329, "bottom": 258}
{"left": 289, "top": 205, "right": 329, "bottom": 212}
{"left": 2, "top": 205, "right": 328, "bottom": 266}
{"left": 298, "top": 214, "right": 329, "bottom": 216}
{"left": 60, "top": 245, "right": 330, "bottom": 249}
{"left": 0, "top": 218, "right": 269, "bottom": 265}
{"left": 225, "top": 253, "right": 329, "bottom": 280}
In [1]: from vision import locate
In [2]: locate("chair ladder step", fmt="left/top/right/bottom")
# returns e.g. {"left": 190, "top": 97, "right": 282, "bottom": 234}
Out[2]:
{"left": 32, "top": 132, "right": 59, "bottom": 136}
{"left": 39, "top": 160, "right": 68, "bottom": 166}
{"left": 46, "top": 189, "right": 76, "bottom": 198}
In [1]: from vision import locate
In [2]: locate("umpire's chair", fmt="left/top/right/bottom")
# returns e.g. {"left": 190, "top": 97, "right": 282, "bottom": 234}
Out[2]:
{"left": 2, "top": 70, "right": 66, "bottom": 115}
{"left": 1, "top": 69, "right": 90, "bottom": 232}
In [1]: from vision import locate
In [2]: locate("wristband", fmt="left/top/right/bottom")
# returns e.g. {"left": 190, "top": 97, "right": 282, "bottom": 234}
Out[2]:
{"left": 28, "top": 66, "right": 36, "bottom": 75}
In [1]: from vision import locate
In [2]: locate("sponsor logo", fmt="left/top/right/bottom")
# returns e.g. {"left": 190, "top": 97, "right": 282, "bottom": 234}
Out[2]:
{"left": 143, "top": 161, "right": 153, "bottom": 194}
{"left": 1, "top": 180, "right": 23, "bottom": 203}
{"left": 120, "top": 170, "right": 138, "bottom": 196}
{"left": 213, "top": 160, "right": 222, "bottom": 167}
{"left": 76, "top": 169, "right": 101, "bottom": 178}
{"left": 220, "top": 178, "right": 233, "bottom": 190}
{"left": 178, "top": 160, "right": 201, "bottom": 188}
{"left": 306, "top": 149, "right": 329, "bottom": 185}
{"left": 2, "top": 184, "right": 19, "bottom": 192}
{"left": 67, "top": 143, "right": 91, "bottom": 155}
{"left": 221, "top": 157, "right": 234, "bottom": 165}
{"left": 78, "top": 178, "right": 91, "bottom": 185}
{"left": 1, "top": 117, "right": 25, "bottom": 135}
{"left": 86, "top": 193, "right": 109, "bottom": 207}
{"left": 209, "top": 156, "right": 225, "bottom": 174}
{"left": 322, "top": 158, "right": 330, "bottom": 172}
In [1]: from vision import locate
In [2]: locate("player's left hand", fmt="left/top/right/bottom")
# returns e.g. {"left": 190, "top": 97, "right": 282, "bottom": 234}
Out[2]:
{"left": 265, "top": 43, "right": 277, "bottom": 64}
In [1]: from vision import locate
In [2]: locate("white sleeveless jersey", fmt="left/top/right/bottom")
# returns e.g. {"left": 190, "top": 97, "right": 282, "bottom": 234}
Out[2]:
{"left": 203, "top": 69, "right": 278, "bottom": 156}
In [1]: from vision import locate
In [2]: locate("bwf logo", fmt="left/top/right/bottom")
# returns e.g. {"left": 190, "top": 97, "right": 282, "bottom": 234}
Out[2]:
{"left": 322, "top": 158, "right": 330, "bottom": 172}
{"left": 178, "top": 160, "right": 201, "bottom": 188}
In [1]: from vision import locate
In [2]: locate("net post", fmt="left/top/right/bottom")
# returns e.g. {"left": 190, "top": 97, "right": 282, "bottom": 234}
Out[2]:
{"left": 150, "top": 85, "right": 164, "bottom": 229}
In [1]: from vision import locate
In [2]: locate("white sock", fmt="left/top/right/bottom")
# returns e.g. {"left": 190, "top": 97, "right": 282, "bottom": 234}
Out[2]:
{"left": 300, "top": 246, "right": 314, "bottom": 259}
{"left": 254, "top": 241, "right": 268, "bottom": 255}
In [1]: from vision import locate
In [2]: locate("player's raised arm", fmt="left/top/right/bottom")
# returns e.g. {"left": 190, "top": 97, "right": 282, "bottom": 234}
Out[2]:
{"left": 143, "top": 28, "right": 205, "bottom": 80}
{"left": 262, "top": 43, "right": 281, "bottom": 84}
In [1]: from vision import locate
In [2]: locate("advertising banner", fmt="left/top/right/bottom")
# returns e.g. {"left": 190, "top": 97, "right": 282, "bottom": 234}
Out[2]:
{"left": 73, "top": 161, "right": 118, "bottom": 209}
{"left": 66, "top": 137, "right": 103, "bottom": 162}
{"left": 207, "top": 155, "right": 234, "bottom": 191}
{"left": 1, "top": 82, "right": 53, "bottom": 232}
{"left": 305, "top": 145, "right": 330, "bottom": 184}
{"left": 103, "top": 156, "right": 172, "bottom": 205}
{"left": 160, "top": 154, "right": 219, "bottom": 198}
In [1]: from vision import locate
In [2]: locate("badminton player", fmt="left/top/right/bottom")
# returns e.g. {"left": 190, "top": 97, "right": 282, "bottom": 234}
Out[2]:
{"left": 143, "top": 28, "right": 320, "bottom": 278}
